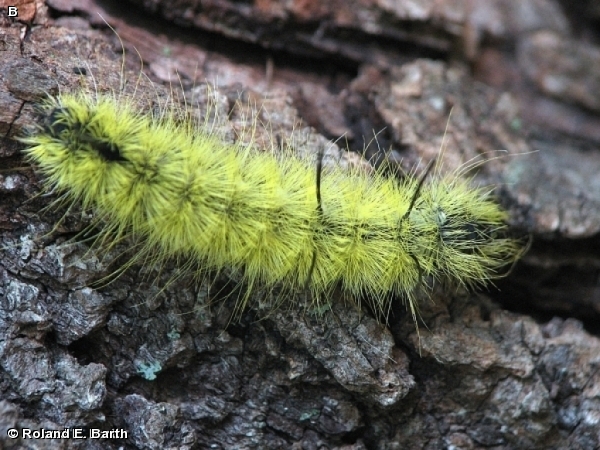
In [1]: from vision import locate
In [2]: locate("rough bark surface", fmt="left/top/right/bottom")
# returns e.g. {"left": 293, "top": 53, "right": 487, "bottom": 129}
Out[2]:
{"left": 1, "top": 1, "right": 600, "bottom": 449}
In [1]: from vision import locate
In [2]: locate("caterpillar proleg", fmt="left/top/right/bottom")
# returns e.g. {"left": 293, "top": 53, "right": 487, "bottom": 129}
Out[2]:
{"left": 20, "top": 90, "right": 523, "bottom": 325}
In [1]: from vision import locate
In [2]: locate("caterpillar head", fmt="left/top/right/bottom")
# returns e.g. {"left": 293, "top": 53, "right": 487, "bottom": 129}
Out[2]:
{"left": 408, "top": 178, "right": 522, "bottom": 289}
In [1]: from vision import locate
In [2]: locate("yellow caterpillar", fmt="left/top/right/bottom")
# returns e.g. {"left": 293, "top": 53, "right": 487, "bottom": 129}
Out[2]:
{"left": 21, "top": 91, "right": 523, "bottom": 323}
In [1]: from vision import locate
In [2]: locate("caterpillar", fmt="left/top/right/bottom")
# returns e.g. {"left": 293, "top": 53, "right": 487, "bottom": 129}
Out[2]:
{"left": 20, "top": 90, "right": 523, "bottom": 325}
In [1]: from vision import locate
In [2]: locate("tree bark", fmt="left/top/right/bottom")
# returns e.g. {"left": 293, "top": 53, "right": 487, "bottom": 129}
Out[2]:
{"left": 1, "top": 1, "right": 600, "bottom": 449}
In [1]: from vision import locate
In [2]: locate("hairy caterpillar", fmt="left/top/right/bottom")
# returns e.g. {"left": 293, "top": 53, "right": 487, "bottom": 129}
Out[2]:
{"left": 20, "top": 90, "right": 523, "bottom": 324}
